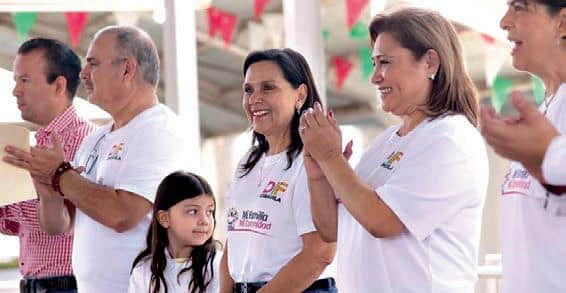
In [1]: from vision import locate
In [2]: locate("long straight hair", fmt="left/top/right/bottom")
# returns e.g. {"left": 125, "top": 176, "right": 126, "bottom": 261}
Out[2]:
{"left": 131, "top": 171, "right": 219, "bottom": 293}
{"left": 240, "top": 48, "right": 322, "bottom": 176}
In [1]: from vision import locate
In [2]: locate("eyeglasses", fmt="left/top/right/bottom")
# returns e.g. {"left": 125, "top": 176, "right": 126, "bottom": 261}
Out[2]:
{"left": 84, "top": 134, "right": 106, "bottom": 175}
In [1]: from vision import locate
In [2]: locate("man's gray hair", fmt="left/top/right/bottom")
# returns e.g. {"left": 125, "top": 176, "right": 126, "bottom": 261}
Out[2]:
{"left": 96, "top": 26, "right": 160, "bottom": 88}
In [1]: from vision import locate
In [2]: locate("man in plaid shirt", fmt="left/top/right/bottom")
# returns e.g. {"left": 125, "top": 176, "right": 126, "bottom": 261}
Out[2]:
{"left": 0, "top": 38, "right": 95, "bottom": 292}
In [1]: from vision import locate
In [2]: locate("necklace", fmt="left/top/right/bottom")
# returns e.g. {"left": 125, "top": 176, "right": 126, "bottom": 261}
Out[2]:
{"left": 257, "top": 153, "right": 283, "bottom": 187}
{"left": 543, "top": 92, "right": 557, "bottom": 116}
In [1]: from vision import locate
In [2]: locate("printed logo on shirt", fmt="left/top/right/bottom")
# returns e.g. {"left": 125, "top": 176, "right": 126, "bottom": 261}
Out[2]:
{"left": 227, "top": 207, "right": 239, "bottom": 230}
{"left": 380, "top": 151, "right": 404, "bottom": 170}
{"left": 107, "top": 143, "right": 125, "bottom": 161}
{"left": 501, "top": 168, "right": 531, "bottom": 196}
{"left": 259, "top": 181, "right": 288, "bottom": 203}
{"left": 227, "top": 208, "right": 272, "bottom": 236}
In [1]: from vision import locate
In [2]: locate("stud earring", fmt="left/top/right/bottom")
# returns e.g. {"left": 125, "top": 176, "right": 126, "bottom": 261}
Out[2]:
{"left": 429, "top": 73, "right": 435, "bottom": 81}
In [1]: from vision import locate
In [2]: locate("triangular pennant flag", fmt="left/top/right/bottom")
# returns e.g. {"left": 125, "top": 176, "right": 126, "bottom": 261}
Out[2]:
{"left": 333, "top": 56, "right": 353, "bottom": 90}
{"left": 359, "top": 46, "right": 373, "bottom": 80}
{"left": 480, "top": 33, "right": 496, "bottom": 45}
{"left": 484, "top": 39, "right": 507, "bottom": 87}
{"left": 65, "top": 12, "right": 89, "bottom": 47}
{"left": 491, "top": 76, "right": 513, "bottom": 113}
{"left": 322, "top": 29, "right": 330, "bottom": 41}
{"left": 349, "top": 22, "right": 368, "bottom": 39}
{"left": 530, "top": 75, "right": 545, "bottom": 105}
{"left": 12, "top": 12, "right": 37, "bottom": 43}
{"left": 254, "top": 0, "right": 271, "bottom": 20}
{"left": 345, "top": 0, "right": 369, "bottom": 29}
{"left": 207, "top": 6, "right": 238, "bottom": 47}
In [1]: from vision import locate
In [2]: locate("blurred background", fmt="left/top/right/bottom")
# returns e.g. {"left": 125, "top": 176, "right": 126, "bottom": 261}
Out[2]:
{"left": 0, "top": 0, "right": 538, "bottom": 292}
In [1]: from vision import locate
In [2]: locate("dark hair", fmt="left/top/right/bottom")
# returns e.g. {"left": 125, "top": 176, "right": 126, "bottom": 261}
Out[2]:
{"left": 96, "top": 26, "right": 160, "bottom": 87}
{"left": 17, "top": 38, "right": 81, "bottom": 99}
{"left": 538, "top": 0, "right": 566, "bottom": 15}
{"left": 369, "top": 7, "right": 480, "bottom": 126}
{"left": 240, "top": 48, "right": 322, "bottom": 176}
{"left": 131, "top": 171, "right": 218, "bottom": 293}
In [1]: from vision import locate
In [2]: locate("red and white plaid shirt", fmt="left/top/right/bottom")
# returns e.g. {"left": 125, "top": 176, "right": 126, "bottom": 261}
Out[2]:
{"left": 0, "top": 105, "right": 96, "bottom": 277}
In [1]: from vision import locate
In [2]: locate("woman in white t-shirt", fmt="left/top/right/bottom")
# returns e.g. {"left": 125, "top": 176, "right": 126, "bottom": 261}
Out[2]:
{"left": 129, "top": 171, "right": 220, "bottom": 293}
{"left": 299, "top": 7, "right": 488, "bottom": 293}
{"left": 480, "top": 1, "right": 566, "bottom": 292}
{"left": 219, "top": 49, "right": 337, "bottom": 293}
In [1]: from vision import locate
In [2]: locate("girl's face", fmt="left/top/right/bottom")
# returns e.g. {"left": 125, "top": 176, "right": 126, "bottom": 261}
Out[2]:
{"left": 159, "top": 194, "right": 215, "bottom": 252}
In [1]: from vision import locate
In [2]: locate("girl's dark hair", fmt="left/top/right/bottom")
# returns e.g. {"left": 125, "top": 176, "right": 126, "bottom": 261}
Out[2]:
{"left": 240, "top": 48, "right": 322, "bottom": 176}
{"left": 131, "top": 171, "right": 219, "bottom": 293}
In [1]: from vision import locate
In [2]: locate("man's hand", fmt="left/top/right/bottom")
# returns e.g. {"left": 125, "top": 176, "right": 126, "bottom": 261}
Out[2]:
{"left": 3, "top": 133, "right": 66, "bottom": 184}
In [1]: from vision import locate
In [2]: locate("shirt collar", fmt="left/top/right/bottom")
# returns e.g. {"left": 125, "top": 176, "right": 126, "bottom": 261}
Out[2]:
{"left": 35, "top": 105, "right": 78, "bottom": 140}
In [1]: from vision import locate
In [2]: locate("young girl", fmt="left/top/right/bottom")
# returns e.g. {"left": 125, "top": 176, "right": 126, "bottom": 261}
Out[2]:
{"left": 129, "top": 171, "right": 220, "bottom": 293}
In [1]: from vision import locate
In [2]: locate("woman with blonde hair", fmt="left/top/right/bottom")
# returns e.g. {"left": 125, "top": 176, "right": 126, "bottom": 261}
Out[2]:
{"left": 300, "top": 7, "right": 488, "bottom": 292}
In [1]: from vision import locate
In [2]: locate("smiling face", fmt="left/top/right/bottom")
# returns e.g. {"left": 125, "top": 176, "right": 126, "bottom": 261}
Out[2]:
{"left": 370, "top": 32, "right": 432, "bottom": 117}
{"left": 160, "top": 194, "right": 215, "bottom": 253}
{"left": 242, "top": 61, "right": 305, "bottom": 139}
{"left": 500, "top": 0, "right": 562, "bottom": 73}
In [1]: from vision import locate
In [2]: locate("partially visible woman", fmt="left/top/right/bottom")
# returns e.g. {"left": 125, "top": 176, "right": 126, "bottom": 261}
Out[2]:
{"left": 300, "top": 7, "right": 488, "bottom": 292}
{"left": 480, "top": 1, "right": 566, "bottom": 292}
{"left": 220, "top": 49, "right": 337, "bottom": 293}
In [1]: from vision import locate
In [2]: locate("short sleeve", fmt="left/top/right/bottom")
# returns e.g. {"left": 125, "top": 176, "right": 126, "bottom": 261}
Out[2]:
{"left": 377, "top": 135, "right": 483, "bottom": 241}
{"left": 0, "top": 203, "right": 22, "bottom": 235}
{"left": 114, "top": 127, "right": 189, "bottom": 203}
{"left": 292, "top": 166, "right": 317, "bottom": 236}
{"left": 128, "top": 263, "right": 148, "bottom": 293}
{"left": 206, "top": 252, "right": 222, "bottom": 293}
{"left": 542, "top": 135, "right": 566, "bottom": 185}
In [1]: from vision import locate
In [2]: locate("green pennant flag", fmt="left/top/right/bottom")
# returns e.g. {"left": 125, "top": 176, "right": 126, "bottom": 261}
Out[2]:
{"left": 349, "top": 22, "right": 368, "bottom": 39}
{"left": 530, "top": 75, "right": 545, "bottom": 105}
{"left": 12, "top": 12, "right": 37, "bottom": 43}
{"left": 359, "top": 46, "right": 373, "bottom": 80}
{"left": 322, "top": 29, "right": 330, "bottom": 41}
{"left": 491, "top": 76, "right": 513, "bottom": 113}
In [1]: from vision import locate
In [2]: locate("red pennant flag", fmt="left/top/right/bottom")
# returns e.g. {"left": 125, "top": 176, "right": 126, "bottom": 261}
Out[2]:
{"left": 480, "top": 33, "right": 496, "bottom": 45}
{"left": 254, "top": 0, "right": 271, "bottom": 20}
{"left": 333, "top": 56, "right": 353, "bottom": 90}
{"left": 65, "top": 12, "right": 89, "bottom": 47}
{"left": 207, "top": 6, "right": 238, "bottom": 47}
{"left": 345, "top": 0, "right": 369, "bottom": 29}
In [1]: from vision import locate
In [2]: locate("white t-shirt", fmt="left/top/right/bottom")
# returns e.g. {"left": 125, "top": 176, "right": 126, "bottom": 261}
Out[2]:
{"left": 501, "top": 83, "right": 566, "bottom": 293}
{"left": 128, "top": 250, "right": 221, "bottom": 293}
{"left": 542, "top": 135, "right": 566, "bottom": 185}
{"left": 72, "top": 104, "right": 190, "bottom": 293}
{"left": 225, "top": 151, "right": 335, "bottom": 283}
{"left": 337, "top": 114, "right": 488, "bottom": 293}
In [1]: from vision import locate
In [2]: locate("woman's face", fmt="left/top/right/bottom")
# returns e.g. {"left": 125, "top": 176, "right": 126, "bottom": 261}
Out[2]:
{"left": 242, "top": 61, "right": 305, "bottom": 138}
{"left": 370, "top": 32, "right": 433, "bottom": 117}
{"left": 500, "top": 0, "right": 562, "bottom": 72}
